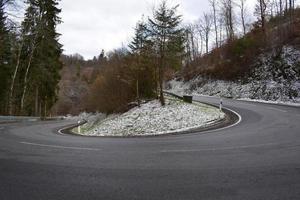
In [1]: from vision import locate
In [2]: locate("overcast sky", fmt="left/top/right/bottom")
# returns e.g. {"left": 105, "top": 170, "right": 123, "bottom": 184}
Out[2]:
{"left": 57, "top": 0, "right": 256, "bottom": 60}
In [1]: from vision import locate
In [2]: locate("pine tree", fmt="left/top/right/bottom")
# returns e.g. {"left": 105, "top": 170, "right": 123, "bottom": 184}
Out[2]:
{"left": 18, "top": 0, "right": 62, "bottom": 116}
{"left": 130, "top": 20, "right": 157, "bottom": 103}
{"left": 148, "top": 0, "right": 185, "bottom": 105}
{"left": 19, "top": 0, "right": 41, "bottom": 114}
{"left": 34, "top": 0, "right": 62, "bottom": 117}
{"left": 0, "top": 0, "right": 11, "bottom": 114}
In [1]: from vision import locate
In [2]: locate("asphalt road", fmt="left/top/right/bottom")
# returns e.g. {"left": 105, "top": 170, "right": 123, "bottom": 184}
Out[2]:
{"left": 0, "top": 96, "right": 300, "bottom": 200}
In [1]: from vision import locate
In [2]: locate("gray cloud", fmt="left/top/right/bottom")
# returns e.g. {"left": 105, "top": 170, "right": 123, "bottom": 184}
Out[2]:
{"left": 57, "top": 0, "right": 255, "bottom": 59}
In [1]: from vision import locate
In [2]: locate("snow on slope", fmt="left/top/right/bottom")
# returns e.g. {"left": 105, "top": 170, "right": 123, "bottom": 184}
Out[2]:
{"left": 168, "top": 46, "right": 300, "bottom": 104}
{"left": 75, "top": 98, "right": 225, "bottom": 137}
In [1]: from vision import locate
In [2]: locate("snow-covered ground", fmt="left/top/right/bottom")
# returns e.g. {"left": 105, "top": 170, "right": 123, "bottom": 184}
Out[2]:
{"left": 168, "top": 46, "right": 300, "bottom": 105}
{"left": 65, "top": 112, "right": 106, "bottom": 123}
{"left": 74, "top": 97, "right": 225, "bottom": 137}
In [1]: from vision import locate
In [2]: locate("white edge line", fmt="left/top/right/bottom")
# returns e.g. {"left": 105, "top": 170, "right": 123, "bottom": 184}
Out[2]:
{"left": 196, "top": 106, "right": 242, "bottom": 134}
{"left": 191, "top": 97, "right": 242, "bottom": 134}
{"left": 20, "top": 141, "right": 101, "bottom": 151}
{"left": 58, "top": 128, "right": 65, "bottom": 135}
{"left": 58, "top": 124, "right": 77, "bottom": 135}
{"left": 58, "top": 99, "right": 242, "bottom": 137}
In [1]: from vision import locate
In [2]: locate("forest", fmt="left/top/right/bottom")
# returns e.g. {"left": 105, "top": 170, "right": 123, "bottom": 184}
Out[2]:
{"left": 1, "top": 0, "right": 299, "bottom": 116}
{"left": 0, "top": 0, "right": 62, "bottom": 117}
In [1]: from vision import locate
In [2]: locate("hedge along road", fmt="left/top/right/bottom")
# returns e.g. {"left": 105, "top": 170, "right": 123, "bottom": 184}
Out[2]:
{"left": 0, "top": 96, "right": 300, "bottom": 200}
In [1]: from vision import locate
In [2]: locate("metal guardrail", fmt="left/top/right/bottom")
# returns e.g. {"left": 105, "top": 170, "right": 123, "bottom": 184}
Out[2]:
{"left": 0, "top": 116, "right": 39, "bottom": 122}
{"left": 164, "top": 91, "right": 193, "bottom": 103}
{"left": 163, "top": 91, "right": 184, "bottom": 100}
{"left": 0, "top": 116, "right": 63, "bottom": 123}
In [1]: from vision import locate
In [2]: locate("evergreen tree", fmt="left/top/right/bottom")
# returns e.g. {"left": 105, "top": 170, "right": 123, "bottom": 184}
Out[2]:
{"left": 129, "top": 19, "right": 156, "bottom": 102}
{"left": 0, "top": 0, "right": 11, "bottom": 114}
{"left": 19, "top": 0, "right": 40, "bottom": 114}
{"left": 34, "top": 0, "right": 63, "bottom": 117}
{"left": 99, "top": 49, "right": 105, "bottom": 60}
{"left": 148, "top": 0, "right": 185, "bottom": 105}
{"left": 18, "top": 0, "right": 62, "bottom": 116}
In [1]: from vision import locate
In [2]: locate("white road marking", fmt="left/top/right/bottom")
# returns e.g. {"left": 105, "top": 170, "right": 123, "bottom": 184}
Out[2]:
{"left": 266, "top": 106, "right": 288, "bottom": 113}
{"left": 160, "top": 142, "right": 294, "bottom": 153}
{"left": 58, "top": 124, "right": 76, "bottom": 135}
{"left": 58, "top": 127, "right": 68, "bottom": 135}
{"left": 221, "top": 107, "right": 242, "bottom": 129}
{"left": 192, "top": 97, "right": 243, "bottom": 133}
{"left": 20, "top": 141, "right": 101, "bottom": 151}
{"left": 194, "top": 106, "right": 242, "bottom": 135}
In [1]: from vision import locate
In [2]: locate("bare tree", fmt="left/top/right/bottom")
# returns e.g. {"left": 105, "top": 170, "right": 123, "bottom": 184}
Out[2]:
{"left": 222, "top": 0, "right": 235, "bottom": 41}
{"left": 271, "top": 0, "right": 283, "bottom": 16}
{"left": 185, "top": 26, "right": 192, "bottom": 65}
{"left": 238, "top": 0, "right": 247, "bottom": 35}
{"left": 185, "top": 24, "right": 198, "bottom": 62}
{"left": 218, "top": 16, "right": 225, "bottom": 46}
{"left": 195, "top": 24, "right": 204, "bottom": 56}
{"left": 209, "top": 0, "right": 219, "bottom": 48}
{"left": 256, "top": 0, "right": 267, "bottom": 32}
{"left": 279, "top": 0, "right": 283, "bottom": 15}
{"left": 190, "top": 25, "right": 198, "bottom": 59}
{"left": 199, "top": 13, "right": 213, "bottom": 54}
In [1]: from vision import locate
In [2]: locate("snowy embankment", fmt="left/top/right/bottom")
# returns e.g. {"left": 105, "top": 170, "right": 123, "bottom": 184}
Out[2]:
{"left": 65, "top": 112, "right": 106, "bottom": 123}
{"left": 168, "top": 46, "right": 300, "bottom": 106}
{"left": 73, "top": 97, "right": 225, "bottom": 137}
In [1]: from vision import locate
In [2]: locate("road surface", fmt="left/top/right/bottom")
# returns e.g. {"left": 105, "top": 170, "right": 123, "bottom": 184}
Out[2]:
{"left": 0, "top": 96, "right": 300, "bottom": 200}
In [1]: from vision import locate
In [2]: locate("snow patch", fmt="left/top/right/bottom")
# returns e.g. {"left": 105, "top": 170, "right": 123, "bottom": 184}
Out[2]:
{"left": 75, "top": 98, "right": 225, "bottom": 137}
{"left": 168, "top": 46, "right": 300, "bottom": 104}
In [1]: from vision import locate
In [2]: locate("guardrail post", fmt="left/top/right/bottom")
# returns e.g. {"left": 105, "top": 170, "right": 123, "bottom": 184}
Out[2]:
{"left": 78, "top": 120, "right": 81, "bottom": 134}
{"left": 220, "top": 98, "right": 223, "bottom": 111}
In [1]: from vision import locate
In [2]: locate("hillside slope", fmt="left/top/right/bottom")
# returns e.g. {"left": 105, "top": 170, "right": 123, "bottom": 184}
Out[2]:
{"left": 168, "top": 45, "right": 300, "bottom": 103}
{"left": 51, "top": 55, "right": 102, "bottom": 115}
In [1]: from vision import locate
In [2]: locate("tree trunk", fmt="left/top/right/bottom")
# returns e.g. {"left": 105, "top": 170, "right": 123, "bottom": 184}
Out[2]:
{"left": 191, "top": 31, "right": 196, "bottom": 59}
{"left": 206, "top": 35, "right": 209, "bottom": 54}
{"left": 44, "top": 98, "right": 47, "bottom": 119}
{"left": 240, "top": 0, "right": 246, "bottom": 35}
{"left": 229, "top": 6, "right": 234, "bottom": 40}
{"left": 260, "top": 0, "right": 266, "bottom": 33}
{"left": 159, "top": 55, "right": 165, "bottom": 106}
{"left": 280, "top": 0, "right": 283, "bottom": 16}
{"left": 20, "top": 12, "right": 41, "bottom": 115}
{"left": 212, "top": 0, "right": 218, "bottom": 48}
{"left": 20, "top": 41, "right": 36, "bottom": 113}
{"left": 242, "top": 14, "right": 246, "bottom": 35}
{"left": 136, "top": 79, "right": 140, "bottom": 106}
{"left": 35, "top": 86, "right": 39, "bottom": 116}
{"left": 8, "top": 41, "right": 23, "bottom": 115}
{"left": 200, "top": 31, "right": 204, "bottom": 56}
{"left": 39, "top": 100, "right": 42, "bottom": 117}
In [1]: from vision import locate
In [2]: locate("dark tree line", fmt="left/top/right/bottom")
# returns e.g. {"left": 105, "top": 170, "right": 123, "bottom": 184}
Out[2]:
{"left": 0, "top": 0, "right": 11, "bottom": 113}
{"left": 0, "top": 0, "right": 62, "bottom": 117}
